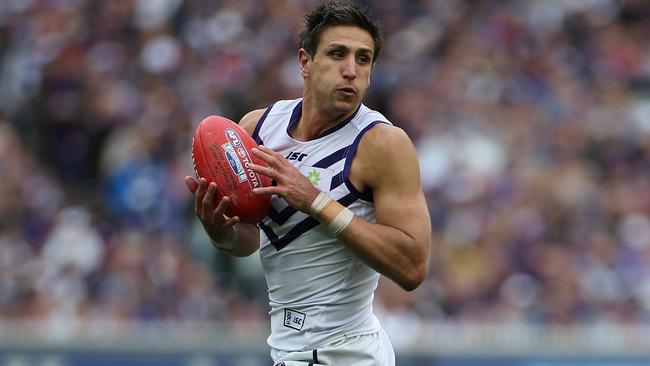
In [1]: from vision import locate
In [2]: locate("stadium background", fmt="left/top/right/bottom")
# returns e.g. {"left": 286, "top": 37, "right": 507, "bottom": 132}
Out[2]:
{"left": 1, "top": 0, "right": 650, "bottom": 365}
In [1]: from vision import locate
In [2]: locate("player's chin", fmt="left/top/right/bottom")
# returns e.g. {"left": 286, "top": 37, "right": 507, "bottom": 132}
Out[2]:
{"left": 332, "top": 96, "right": 359, "bottom": 112}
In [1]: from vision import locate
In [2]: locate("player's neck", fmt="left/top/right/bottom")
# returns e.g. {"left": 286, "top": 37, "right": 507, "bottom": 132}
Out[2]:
{"left": 292, "top": 96, "right": 356, "bottom": 141}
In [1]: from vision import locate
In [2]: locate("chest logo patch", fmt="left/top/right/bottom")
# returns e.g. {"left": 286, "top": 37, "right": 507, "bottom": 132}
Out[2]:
{"left": 299, "top": 165, "right": 334, "bottom": 193}
{"left": 307, "top": 170, "right": 321, "bottom": 185}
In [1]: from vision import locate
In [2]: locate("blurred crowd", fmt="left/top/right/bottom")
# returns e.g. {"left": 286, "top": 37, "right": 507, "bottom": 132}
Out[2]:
{"left": 1, "top": 0, "right": 650, "bottom": 344}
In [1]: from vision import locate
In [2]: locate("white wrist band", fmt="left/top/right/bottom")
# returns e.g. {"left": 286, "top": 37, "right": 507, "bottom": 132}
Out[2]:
{"left": 328, "top": 207, "right": 354, "bottom": 236}
{"left": 309, "top": 191, "right": 354, "bottom": 236}
{"left": 309, "top": 192, "right": 331, "bottom": 216}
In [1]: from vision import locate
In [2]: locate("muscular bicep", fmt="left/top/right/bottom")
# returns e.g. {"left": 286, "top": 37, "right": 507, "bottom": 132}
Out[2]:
{"left": 357, "top": 125, "right": 431, "bottom": 244}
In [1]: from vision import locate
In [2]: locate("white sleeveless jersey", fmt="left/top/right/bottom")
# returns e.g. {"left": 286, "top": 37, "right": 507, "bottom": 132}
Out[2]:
{"left": 252, "top": 98, "right": 392, "bottom": 352}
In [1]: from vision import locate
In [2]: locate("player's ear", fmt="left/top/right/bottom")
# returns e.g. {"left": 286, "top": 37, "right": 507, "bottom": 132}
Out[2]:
{"left": 298, "top": 48, "right": 311, "bottom": 78}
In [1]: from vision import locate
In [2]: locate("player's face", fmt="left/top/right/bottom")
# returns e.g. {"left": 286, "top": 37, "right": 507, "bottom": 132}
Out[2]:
{"left": 301, "top": 25, "right": 374, "bottom": 115}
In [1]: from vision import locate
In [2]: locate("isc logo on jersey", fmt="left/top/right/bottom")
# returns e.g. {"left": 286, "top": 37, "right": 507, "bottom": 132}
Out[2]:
{"left": 284, "top": 309, "right": 306, "bottom": 331}
{"left": 222, "top": 128, "right": 263, "bottom": 189}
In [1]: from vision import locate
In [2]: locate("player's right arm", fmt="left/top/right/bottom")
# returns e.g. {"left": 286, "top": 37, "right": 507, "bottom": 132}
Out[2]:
{"left": 184, "top": 109, "right": 267, "bottom": 257}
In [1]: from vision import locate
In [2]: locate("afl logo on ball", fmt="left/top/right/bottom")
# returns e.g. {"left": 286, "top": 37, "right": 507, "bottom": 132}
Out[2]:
{"left": 225, "top": 128, "right": 242, "bottom": 147}
{"left": 222, "top": 142, "right": 247, "bottom": 183}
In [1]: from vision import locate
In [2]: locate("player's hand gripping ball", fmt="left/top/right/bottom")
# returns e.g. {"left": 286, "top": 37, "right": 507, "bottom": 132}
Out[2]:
{"left": 191, "top": 115, "right": 272, "bottom": 223}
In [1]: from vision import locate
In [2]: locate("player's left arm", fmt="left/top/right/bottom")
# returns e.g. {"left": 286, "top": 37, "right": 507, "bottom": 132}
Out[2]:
{"left": 249, "top": 124, "right": 431, "bottom": 291}
{"left": 339, "top": 124, "right": 431, "bottom": 291}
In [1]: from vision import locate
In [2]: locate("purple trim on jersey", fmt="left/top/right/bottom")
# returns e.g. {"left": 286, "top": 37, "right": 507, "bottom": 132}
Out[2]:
{"left": 260, "top": 221, "right": 279, "bottom": 242}
{"left": 267, "top": 204, "right": 293, "bottom": 225}
{"left": 314, "top": 146, "right": 348, "bottom": 168}
{"left": 330, "top": 172, "right": 344, "bottom": 191}
{"left": 266, "top": 146, "right": 350, "bottom": 225}
{"left": 270, "top": 217, "right": 320, "bottom": 251}
{"left": 252, "top": 103, "right": 274, "bottom": 145}
{"left": 286, "top": 101, "right": 303, "bottom": 137}
{"left": 343, "top": 121, "right": 386, "bottom": 202}
{"left": 313, "top": 350, "right": 319, "bottom": 364}
{"left": 286, "top": 101, "right": 361, "bottom": 140}
{"left": 270, "top": 193, "right": 357, "bottom": 251}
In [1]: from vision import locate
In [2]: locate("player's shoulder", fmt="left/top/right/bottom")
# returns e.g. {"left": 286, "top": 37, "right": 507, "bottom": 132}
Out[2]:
{"left": 239, "top": 99, "right": 302, "bottom": 135}
{"left": 356, "top": 122, "right": 418, "bottom": 185}
{"left": 361, "top": 122, "right": 413, "bottom": 153}
{"left": 239, "top": 109, "right": 267, "bottom": 135}
{"left": 351, "top": 104, "right": 414, "bottom": 165}
{"left": 349, "top": 104, "right": 392, "bottom": 130}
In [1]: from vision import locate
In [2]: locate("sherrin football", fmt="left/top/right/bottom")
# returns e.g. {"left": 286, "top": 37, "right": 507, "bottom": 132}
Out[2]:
{"left": 191, "top": 115, "right": 272, "bottom": 223}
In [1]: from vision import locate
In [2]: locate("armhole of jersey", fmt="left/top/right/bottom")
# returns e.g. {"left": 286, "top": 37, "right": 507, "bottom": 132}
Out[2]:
{"left": 343, "top": 120, "right": 386, "bottom": 202}
{"left": 252, "top": 103, "right": 274, "bottom": 145}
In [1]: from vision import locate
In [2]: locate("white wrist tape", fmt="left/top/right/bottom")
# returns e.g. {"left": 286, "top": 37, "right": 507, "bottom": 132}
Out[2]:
{"left": 309, "top": 192, "right": 354, "bottom": 236}
{"left": 327, "top": 207, "right": 354, "bottom": 236}
{"left": 309, "top": 192, "right": 331, "bottom": 216}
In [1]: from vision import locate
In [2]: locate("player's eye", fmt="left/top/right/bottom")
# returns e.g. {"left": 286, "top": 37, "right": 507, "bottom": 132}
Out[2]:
{"left": 330, "top": 50, "right": 345, "bottom": 59}
{"left": 357, "top": 55, "right": 370, "bottom": 64}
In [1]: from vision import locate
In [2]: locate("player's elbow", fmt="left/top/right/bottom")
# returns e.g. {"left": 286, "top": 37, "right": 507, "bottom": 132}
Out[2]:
{"left": 398, "top": 263, "right": 427, "bottom": 292}
{"left": 398, "top": 237, "right": 430, "bottom": 291}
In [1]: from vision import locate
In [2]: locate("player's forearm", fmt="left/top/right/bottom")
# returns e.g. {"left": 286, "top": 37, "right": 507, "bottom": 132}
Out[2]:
{"left": 339, "top": 219, "right": 429, "bottom": 291}
{"left": 210, "top": 223, "right": 260, "bottom": 257}
{"left": 310, "top": 194, "right": 429, "bottom": 291}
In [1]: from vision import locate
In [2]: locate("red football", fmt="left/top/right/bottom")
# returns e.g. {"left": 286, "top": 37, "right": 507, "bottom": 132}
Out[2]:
{"left": 191, "top": 115, "right": 272, "bottom": 223}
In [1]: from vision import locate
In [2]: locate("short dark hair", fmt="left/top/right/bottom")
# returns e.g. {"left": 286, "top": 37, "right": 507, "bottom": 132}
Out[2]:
{"left": 299, "top": 1, "right": 383, "bottom": 63}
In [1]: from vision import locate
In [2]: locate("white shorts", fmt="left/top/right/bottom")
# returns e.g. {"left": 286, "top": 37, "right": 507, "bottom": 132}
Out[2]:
{"left": 270, "top": 328, "right": 395, "bottom": 366}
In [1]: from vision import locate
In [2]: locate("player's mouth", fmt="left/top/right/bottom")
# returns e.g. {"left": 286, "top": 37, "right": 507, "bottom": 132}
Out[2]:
{"left": 337, "top": 87, "right": 357, "bottom": 97}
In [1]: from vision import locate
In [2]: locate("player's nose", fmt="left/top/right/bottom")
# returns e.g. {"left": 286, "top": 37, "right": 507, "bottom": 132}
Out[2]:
{"left": 341, "top": 57, "right": 357, "bottom": 80}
